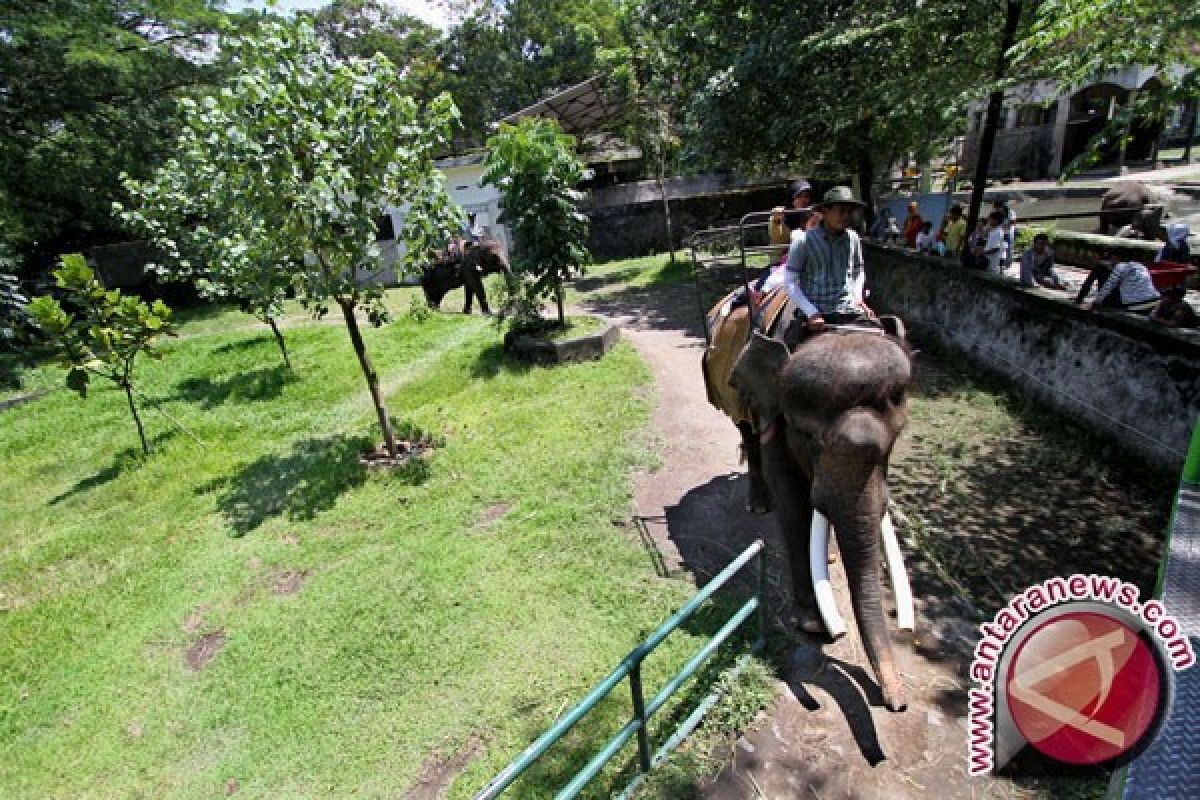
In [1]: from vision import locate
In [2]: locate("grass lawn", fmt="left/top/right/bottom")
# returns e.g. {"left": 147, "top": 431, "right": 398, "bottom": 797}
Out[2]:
{"left": 0, "top": 284, "right": 742, "bottom": 799}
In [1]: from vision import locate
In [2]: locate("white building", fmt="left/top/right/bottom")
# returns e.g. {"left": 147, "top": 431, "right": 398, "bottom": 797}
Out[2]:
{"left": 372, "top": 151, "right": 509, "bottom": 285}
{"left": 962, "top": 65, "right": 1194, "bottom": 180}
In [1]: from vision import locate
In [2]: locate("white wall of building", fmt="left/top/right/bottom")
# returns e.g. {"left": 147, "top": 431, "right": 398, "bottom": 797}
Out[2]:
{"left": 370, "top": 155, "right": 510, "bottom": 285}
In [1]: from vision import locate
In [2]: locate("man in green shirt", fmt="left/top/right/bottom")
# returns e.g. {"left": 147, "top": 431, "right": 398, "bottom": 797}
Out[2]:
{"left": 942, "top": 203, "right": 966, "bottom": 257}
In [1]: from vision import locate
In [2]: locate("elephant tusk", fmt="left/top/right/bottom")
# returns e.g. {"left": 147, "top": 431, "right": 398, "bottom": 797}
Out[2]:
{"left": 810, "top": 512, "right": 847, "bottom": 639}
{"left": 881, "top": 512, "right": 915, "bottom": 631}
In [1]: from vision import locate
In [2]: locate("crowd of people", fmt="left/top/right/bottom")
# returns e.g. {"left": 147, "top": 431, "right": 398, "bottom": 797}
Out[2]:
{"left": 868, "top": 195, "right": 1196, "bottom": 330}
{"left": 750, "top": 179, "right": 1197, "bottom": 335}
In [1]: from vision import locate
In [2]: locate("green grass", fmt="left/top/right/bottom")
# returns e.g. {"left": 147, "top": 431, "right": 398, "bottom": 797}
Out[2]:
{"left": 0, "top": 283, "right": 735, "bottom": 799}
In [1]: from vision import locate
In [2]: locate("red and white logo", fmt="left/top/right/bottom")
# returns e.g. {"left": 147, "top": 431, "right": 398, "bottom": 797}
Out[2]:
{"left": 1005, "top": 611, "right": 1165, "bottom": 765}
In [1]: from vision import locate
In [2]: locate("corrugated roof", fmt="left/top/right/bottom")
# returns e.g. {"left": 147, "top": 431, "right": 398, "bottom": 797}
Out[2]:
{"left": 499, "top": 77, "right": 622, "bottom": 135}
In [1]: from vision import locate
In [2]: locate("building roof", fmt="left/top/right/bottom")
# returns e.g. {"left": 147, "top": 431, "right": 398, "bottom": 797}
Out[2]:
{"left": 500, "top": 77, "right": 623, "bottom": 135}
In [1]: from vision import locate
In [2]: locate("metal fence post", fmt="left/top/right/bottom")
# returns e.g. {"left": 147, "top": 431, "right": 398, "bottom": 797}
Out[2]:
{"left": 757, "top": 544, "right": 768, "bottom": 646}
{"left": 629, "top": 665, "right": 652, "bottom": 774}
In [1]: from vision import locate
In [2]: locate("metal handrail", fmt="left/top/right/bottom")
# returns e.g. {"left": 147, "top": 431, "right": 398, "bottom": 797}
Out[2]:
{"left": 474, "top": 539, "right": 768, "bottom": 800}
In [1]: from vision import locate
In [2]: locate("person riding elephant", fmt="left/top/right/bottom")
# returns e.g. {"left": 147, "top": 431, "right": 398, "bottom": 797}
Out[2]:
{"left": 702, "top": 186, "right": 913, "bottom": 712}
{"left": 420, "top": 236, "right": 511, "bottom": 315}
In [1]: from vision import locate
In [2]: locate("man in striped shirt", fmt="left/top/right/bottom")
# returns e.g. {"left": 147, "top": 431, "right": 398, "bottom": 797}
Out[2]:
{"left": 1085, "top": 260, "right": 1160, "bottom": 311}
{"left": 782, "top": 186, "right": 876, "bottom": 347}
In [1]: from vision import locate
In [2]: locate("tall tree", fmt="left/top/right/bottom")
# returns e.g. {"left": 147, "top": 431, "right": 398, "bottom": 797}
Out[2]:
{"left": 123, "top": 19, "right": 462, "bottom": 458}
{"left": 306, "top": 0, "right": 446, "bottom": 105}
{"left": 637, "top": 0, "right": 1032, "bottom": 220}
{"left": 0, "top": 0, "right": 230, "bottom": 270}
{"left": 441, "top": 0, "right": 625, "bottom": 142}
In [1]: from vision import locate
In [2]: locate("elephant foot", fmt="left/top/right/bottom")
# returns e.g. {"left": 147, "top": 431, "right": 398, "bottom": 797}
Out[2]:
{"left": 881, "top": 686, "right": 908, "bottom": 713}
{"left": 744, "top": 488, "right": 770, "bottom": 514}
{"left": 744, "top": 482, "right": 772, "bottom": 513}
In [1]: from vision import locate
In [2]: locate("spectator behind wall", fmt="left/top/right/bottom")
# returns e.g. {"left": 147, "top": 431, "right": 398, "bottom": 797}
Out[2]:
{"left": 902, "top": 201, "right": 923, "bottom": 249}
{"left": 963, "top": 219, "right": 988, "bottom": 270}
{"left": 993, "top": 198, "right": 1017, "bottom": 271}
{"left": 1158, "top": 223, "right": 1191, "bottom": 263}
{"left": 1151, "top": 286, "right": 1199, "bottom": 328}
{"left": 983, "top": 211, "right": 1008, "bottom": 274}
{"left": 1019, "top": 233, "right": 1067, "bottom": 290}
{"left": 1084, "top": 259, "right": 1160, "bottom": 312}
{"left": 943, "top": 204, "right": 967, "bottom": 258}
{"left": 915, "top": 221, "right": 935, "bottom": 254}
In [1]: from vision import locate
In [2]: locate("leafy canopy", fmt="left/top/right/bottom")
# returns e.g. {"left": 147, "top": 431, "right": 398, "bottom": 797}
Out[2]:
{"left": 0, "top": 0, "right": 229, "bottom": 265}
{"left": 121, "top": 17, "right": 463, "bottom": 458}
{"left": 120, "top": 17, "right": 462, "bottom": 326}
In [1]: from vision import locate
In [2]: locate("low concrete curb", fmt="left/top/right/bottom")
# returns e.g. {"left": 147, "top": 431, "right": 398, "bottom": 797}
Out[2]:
{"left": 504, "top": 319, "right": 621, "bottom": 364}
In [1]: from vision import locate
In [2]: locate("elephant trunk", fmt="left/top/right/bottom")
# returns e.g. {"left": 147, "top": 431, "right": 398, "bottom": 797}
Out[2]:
{"left": 814, "top": 409, "right": 907, "bottom": 712}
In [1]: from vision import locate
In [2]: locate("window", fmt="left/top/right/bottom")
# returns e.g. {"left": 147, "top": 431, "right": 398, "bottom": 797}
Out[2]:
{"left": 375, "top": 214, "right": 396, "bottom": 241}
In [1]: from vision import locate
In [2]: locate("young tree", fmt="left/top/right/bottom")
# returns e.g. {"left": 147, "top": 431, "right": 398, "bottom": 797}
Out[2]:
{"left": 483, "top": 118, "right": 590, "bottom": 327}
{"left": 122, "top": 19, "right": 462, "bottom": 458}
{"left": 120, "top": 170, "right": 297, "bottom": 369}
{"left": 26, "top": 254, "right": 176, "bottom": 455}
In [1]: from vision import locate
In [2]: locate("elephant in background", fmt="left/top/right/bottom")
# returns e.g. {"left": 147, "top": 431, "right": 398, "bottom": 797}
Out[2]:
{"left": 723, "top": 326, "right": 914, "bottom": 712}
{"left": 420, "top": 238, "right": 511, "bottom": 315}
{"left": 1099, "top": 181, "right": 1162, "bottom": 237}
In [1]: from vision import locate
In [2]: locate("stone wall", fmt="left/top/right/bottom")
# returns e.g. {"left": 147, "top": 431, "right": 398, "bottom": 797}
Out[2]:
{"left": 865, "top": 243, "right": 1200, "bottom": 472}
{"left": 586, "top": 183, "right": 790, "bottom": 261}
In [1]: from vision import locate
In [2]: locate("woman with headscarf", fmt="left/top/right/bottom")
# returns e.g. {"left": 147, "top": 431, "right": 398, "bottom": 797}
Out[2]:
{"left": 1158, "top": 223, "right": 1191, "bottom": 263}
{"left": 902, "top": 201, "right": 923, "bottom": 249}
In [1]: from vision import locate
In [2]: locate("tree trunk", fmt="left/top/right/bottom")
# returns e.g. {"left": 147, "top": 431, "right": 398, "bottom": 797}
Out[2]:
{"left": 1185, "top": 97, "right": 1198, "bottom": 163}
{"left": 555, "top": 280, "right": 565, "bottom": 327}
{"left": 338, "top": 298, "right": 397, "bottom": 458}
{"left": 966, "top": 0, "right": 1023, "bottom": 236}
{"left": 658, "top": 172, "right": 675, "bottom": 265}
{"left": 856, "top": 143, "right": 877, "bottom": 228}
{"left": 124, "top": 381, "right": 149, "bottom": 455}
{"left": 267, "top": 315, "right": 291, "bottom": 370}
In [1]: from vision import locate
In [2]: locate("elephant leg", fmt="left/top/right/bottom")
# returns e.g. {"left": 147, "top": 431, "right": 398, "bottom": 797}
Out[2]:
{"left": 462, "top": 265, "right": 487, "bottom": 315}
{"left": 814, "top": 410, "right": 906, "bottom": 712}
{"left": 759, "top": 429, "right": 821, "bottom": 633}
{"left": 738, "top": 421, "right": 770, "bottom": 513}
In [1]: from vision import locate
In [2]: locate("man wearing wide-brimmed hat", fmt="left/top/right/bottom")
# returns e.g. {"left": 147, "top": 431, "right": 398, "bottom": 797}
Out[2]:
{"left": 781, "top": 185, "right": 876, "bottom": 345}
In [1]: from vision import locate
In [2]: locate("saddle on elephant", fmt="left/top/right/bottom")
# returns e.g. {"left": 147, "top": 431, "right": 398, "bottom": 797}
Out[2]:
{"left": 701, "top": 287, "right": 793, "bottom": 426}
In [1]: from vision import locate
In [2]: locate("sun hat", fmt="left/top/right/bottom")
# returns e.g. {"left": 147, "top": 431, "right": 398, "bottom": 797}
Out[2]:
{"left": 790, "top": 179, "right": 813, "bottom": 202}
{"left": 818, "top": 186, "right": 865, "bottom": 209}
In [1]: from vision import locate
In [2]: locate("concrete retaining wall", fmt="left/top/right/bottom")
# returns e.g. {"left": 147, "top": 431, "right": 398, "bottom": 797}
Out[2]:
{"left": 865, "top": 243, "right": 1200, "bottom": 472}
{"left": 586, "top": 182, "right": 789, "bottom": 261}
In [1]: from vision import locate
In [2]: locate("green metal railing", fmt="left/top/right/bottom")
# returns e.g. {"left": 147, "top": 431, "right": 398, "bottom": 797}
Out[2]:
{"left": 475, "top": 539, "right": 768, "bottom": 800}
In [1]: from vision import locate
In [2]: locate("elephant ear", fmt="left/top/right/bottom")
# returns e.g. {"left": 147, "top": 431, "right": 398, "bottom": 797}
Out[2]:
{"left": 730, "top": 332, "right": 790, "bottom": 424}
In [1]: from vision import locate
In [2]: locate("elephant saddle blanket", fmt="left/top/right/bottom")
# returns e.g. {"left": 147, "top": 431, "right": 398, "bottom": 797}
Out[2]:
{"left": 702, "top": 287, "right": 792, "bottom": 425}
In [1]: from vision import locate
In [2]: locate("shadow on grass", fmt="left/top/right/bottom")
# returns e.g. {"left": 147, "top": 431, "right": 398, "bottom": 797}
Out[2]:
{"left": 198, "top": 433, "right": 374, "bottom": 536}
{"left": 211, "top": 336, "right": 281, "bottom": 356}
{"left": 470, "top": 341, "right": 533, "bottom": 380}
{"left": 49, "top": 431, "right": 177, "bottom": 505}
{"left": 173, "top": 365, "right": 294, "bottom": 409}
{"left": 893, "top": 342, "right": 1172, "bottom": 618}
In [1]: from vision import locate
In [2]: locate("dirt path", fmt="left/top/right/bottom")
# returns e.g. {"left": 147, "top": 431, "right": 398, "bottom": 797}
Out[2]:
{"left": 581, "top": 283, "right": 980, "bottom": 799}
{"left": 578, "top": 275, "right": 1169, "bottom": 799}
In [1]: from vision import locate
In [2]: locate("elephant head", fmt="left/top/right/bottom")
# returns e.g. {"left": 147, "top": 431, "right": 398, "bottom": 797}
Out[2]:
{"left": 731, "top": 329, "right": 912, "bottom": 711}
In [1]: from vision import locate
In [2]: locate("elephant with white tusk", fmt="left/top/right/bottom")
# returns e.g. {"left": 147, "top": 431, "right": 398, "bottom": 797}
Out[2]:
{"left": 703, "top": 292, "right": 915, "bottom": 712}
